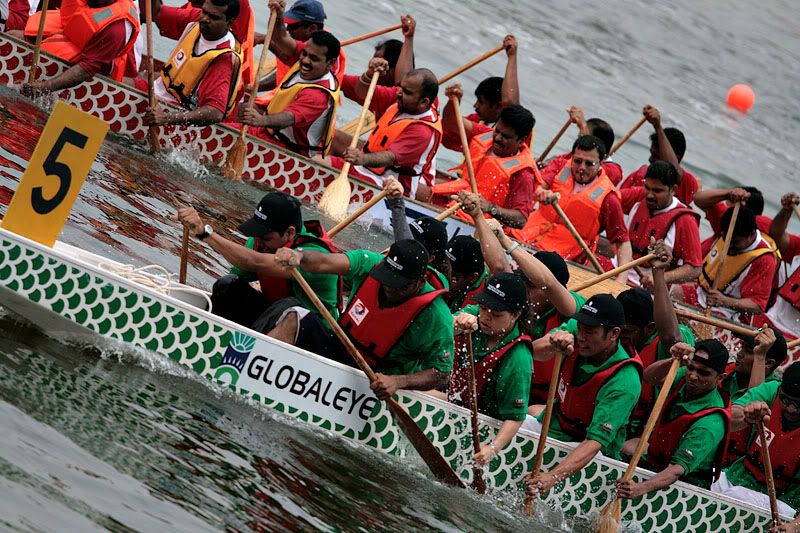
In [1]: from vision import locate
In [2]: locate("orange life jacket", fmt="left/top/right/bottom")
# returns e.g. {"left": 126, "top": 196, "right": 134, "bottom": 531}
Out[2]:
{"left": 508, "top": 158, "right": 619, "bottom": 262}
{"left": 362, "top": 103, "right": 443, "bottom": 180}
{"left": 25, "top": 0, "right": 140, "bottom": 81}
{"left": 430, "top": 130, "right": 539, "bottom": 220}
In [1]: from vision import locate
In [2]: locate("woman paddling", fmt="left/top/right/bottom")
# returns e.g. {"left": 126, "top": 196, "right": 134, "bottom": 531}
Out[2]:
{"left": 449, "top": 272, "right": 533, "bottom": 464}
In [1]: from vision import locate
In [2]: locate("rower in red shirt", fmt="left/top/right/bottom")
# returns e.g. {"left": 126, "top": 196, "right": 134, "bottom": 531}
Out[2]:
{"left": 18, "top": 0, "right": 140, "bottom": 96}
{"left": 694, "top": 187, "right": 772, "bottom": 242}
{"left": 321, "top": 57, "right": 442, "bottom": 199}
{"left": 618, "top": 105, "right": 699, "bottom": 206}
{"left": 423, "top": 85, "right": 537, "bottom": 228}
{"left": 137, "top": 0, "right": 243, "bottom": 126}
{"left": 624, "top": 160, "right": 703, "bottom": 289}
{"left": 440, "top": 34, "right": 520, "bottom": 152}
{"left": 541, "top": 106, "right": 622, "bottom": 185}
{"left": 673, "top": 206, "right": 779, "bottom": 325}
{"left": 1, "top": 0, "right": 38, "bottom": 31}
{"left": 240, "top": 30, "right": 340, "bottom": 158}
{"left": 766, "top": 192, "right": 800, "bottom": 340}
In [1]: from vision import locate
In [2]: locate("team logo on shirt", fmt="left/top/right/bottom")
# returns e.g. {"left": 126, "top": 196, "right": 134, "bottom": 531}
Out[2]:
{"left": 348, "top": 299, "right": 369, "bottom": 325}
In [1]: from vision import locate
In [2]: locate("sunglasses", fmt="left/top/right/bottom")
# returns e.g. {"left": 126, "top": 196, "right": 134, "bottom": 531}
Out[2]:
{"left": 572, "top": 158, "right": 599, "bottom": 168}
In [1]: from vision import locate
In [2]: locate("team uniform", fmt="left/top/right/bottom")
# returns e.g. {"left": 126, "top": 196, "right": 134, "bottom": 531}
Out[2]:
{"left": 620, "top": 164, "right": 699, "bottom": 206}
{"left": 766, "top": 233, "right": 800, "bottom": 339}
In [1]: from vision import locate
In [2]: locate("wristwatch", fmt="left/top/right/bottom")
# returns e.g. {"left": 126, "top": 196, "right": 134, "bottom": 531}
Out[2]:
{"left": 488, "top": 204, "right": 499, "bottom": 217}
{"left": 196, "top": 224, "right": 213, "bottom": 240}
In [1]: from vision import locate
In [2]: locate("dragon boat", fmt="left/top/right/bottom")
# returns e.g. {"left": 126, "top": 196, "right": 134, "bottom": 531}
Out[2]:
{"left": 0, "top": 225, "right": 784, "bottom": 532}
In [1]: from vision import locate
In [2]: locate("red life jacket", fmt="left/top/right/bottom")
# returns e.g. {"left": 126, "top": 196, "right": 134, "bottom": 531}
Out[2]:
{"left": 718, "top": 362, "right": 756, "bottom": 467}
{"left": 255, "top": 220, "right": 339, "bottom": 305}
{"left": 643, "top": 378, "right": 730, "bottom": 480}
{"left": 628, "top": 336, "right": 661, "bottom": 423}
{"left": 555, "top": 350, "right": 642, "bottom": 440}
{"left": 452, "top": 276, "right": 487, "bottom": 311}
{"left": 339, "top": 274, "right": 447, "bottom": 367}
{"left": 530, "top": 312, "right": 563, "bottom": 404}
{"left": 743, "top": 395, "right": 800, "bottom": 491}
{"left": 628, "top": 200, "right": 700, "bottom": 267}
{"left": 778, "top": 264, "right": 800, "bottom": 311}
{"left": 425, "top": 267, "right": 448, "bottom": 291}
{"left": 448, "top": 333, "right": 532, "bottom": 408}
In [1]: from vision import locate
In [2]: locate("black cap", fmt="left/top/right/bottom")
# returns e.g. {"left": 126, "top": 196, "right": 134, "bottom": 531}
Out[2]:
{"left": 782, "top": 362, "right": 800, "bottom": 398}
{"left": 472, "top": 272, "right": 528, "bottom": 312}
{"left": 617, "top": 288, "right": 654, "bottom": 328}
{"left": 693, "top": 339, "right": 729, "bottom": 374}
{"left": 445, "top": 235, "right": 484, "bottom": 275}
{"left": 409, "top": 216, "right": 448, "bottom": 259}
{"left": 371, "top": 239, "right": 429, "bottom": 289}
{"left": 534, "top": 251, "right": 569, "bottom": 287}
{"left": 736, "top": 330, "right": 789, "bottom": 365}
{"left": 573, "top": 294, "right": 625, "bottom": 327}
{"left": 239, "top": 192, "right": 303, "bottom": 238}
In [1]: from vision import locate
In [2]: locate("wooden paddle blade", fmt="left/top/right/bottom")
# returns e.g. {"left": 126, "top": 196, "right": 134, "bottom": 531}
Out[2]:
{"left": 386, "top": 397, "right": 465, "bottom": 488}
{"left": 596, "top": 500, "right": 621, "bottom": 533}
{"left": 318, "top": 171, "right": 352, "bottom": 219}
{"left": 222, "top": 134, "right": 247, "bottom": 180}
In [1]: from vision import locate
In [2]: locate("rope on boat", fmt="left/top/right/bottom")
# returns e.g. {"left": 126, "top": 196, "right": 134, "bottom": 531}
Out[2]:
{"left": 98, "top": 262, "right": 213, "bottom": 311}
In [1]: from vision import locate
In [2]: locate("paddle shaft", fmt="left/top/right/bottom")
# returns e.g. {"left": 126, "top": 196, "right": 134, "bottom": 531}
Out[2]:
{"left": 145, "top": 0, "right": 160, "bottom": 153}
{"left": 537, "top": 118, "right": 571, "bottom": 162}
{"left": 570, "top": 254, "right": 657, "bottom": 293}
{"left": 758, "top": 421, "right": 781, "bottom": 525}
{"left": 237, "top": 10, "right": 279, "bottom": 142}
{"left": 609, "top": 116, "right": 647, "bottom": 156}
{"left": 675, "top": 308, "right": 758, "bottom": 337}
{"left": 341, "top": 23, "right": 402, "bottom": 46}
{"left": 338, "top": 71, "right": 381, "bottom": 178}
{"left": 435, "top": 202, "right": 462, "bottom": 221}
{"left": 523, "top": 351, "right": 564, "bottom": 517}
{"left": 552, "top": 200, "right": 603, "bottom": 274}
{"left": 28, "top": 0, "right": 50, "bottom": 83}
{"left": 327, "top": 190, "right": 388, "bottom": 237}
{"left": 465, "top": 333, "right": 486, "bottom": 493}
{"left": 450, "top": 96, "right": 478, "bottom": 193}
{"left": 290, "top": 269, "right": 464, "bottom": 487}
{"left": 439, "top": 44, "right": 504, "bottom": 84}
{"left": 705, "top": 202, "right": 741, "bottom": 317}
{"left": 789, "top": 338, "right": 800, "bottom": 349}
{"left": 795, "top": 206, "right": 800, "bottom": 222}
{"left": 178, "top": 226, "right": 189, "bottom": 284}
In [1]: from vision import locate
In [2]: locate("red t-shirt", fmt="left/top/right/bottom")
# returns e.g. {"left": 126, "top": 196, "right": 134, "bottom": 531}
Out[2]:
{"left": 442, "top": 111, "right": 483, "bottom": 151}
{"left": 620, "top": 164, "right": 699, "bottom": 206}
{"left": 603, "top": 160, "right": 624, "bottom": 185}
{"left": 700, "top": 236, "right": 777, "bottom": 312}
{"left": 5, "top": 0, "right": 34, "bottom": 30}
{"left": 158, "top": 3, "right": 250, "bottom": 49}
{"left": 77, "top": 19, "right": 129, "bottom": 77}
{"left": 628, "top": 200, "right": 703, "bottom": 267}
{"left": 786, "top": 233, "right": 800, "bottom": 261}
{"left": 541, "top": 161, "right": 629, "bottom": 244}
{"left": 704, "top": 201, "right": 772, "bottom": 236}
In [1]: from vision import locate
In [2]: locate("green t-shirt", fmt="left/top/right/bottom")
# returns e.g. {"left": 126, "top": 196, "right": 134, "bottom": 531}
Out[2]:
{"left": 645, "top": 366, "right": 727, "bottom": 489}
{"left": 448, "top": 266, "right": 488, "bottom": 313}
{"left": 725, "top": 381, "right": 800, "bottom": 509}
{"left": 342, "top": 250, "right": 455, "bottom": 376}
{"left": 460, "top": 305, "right": 532, "bottom": 421}
{"left": 538, "top": 319, "right": 642, "bottom": 460}
{"left": 529, "top": 291, "right": 586, "bottom": 340}
{"left": 228, "top": 226, "right": 340, "bottom": 319}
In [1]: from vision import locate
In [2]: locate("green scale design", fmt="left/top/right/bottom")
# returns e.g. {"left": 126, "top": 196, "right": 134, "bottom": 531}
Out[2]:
{"left": 0, "top": 230, "right": 776, "bottom": 532}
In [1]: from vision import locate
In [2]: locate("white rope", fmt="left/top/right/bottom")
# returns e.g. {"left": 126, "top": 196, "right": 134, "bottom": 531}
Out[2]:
{"left": 97, "top": 262, "right": 213, "bottom": 312}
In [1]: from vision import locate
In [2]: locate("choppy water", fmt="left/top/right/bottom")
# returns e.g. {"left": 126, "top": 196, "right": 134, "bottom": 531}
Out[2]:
{"left": 1, "top": 0, "right": 799, "bottom": 530}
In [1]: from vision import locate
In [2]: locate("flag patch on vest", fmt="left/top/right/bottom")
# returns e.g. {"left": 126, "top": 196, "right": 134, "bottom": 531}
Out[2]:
{"left": 175, "top": 50, "right": 187, "bottom": 68}
{"left": 347, "top": 299, "right": 369, "bottom": 325}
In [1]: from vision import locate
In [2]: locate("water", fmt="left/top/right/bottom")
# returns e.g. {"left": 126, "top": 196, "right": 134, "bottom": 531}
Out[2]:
{"left": 2, "top": 0, "right": 799, "bottom": 529}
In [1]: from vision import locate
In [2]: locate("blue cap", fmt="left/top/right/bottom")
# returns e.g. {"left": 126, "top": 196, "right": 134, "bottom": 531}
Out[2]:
{"left": 284, "top": 0, "right": 326, "bottom": 24}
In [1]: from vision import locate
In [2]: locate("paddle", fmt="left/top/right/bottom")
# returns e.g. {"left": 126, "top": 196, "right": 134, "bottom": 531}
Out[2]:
{"left": 597, "top": 356, "right": 682, "bottom": 533}
{"left": 145, "top": 0, "right": 160, "bottom": 153}
{"left": 258, "top": 24, "right": 403, "bottom": 79}
{"left": 178, "top": 226, "right": 189, "bottom": 283}
{"left": 436, "top": 202, "right": 462, "bottom": 221}
{"left": 451, "top": 95, "right": 478, "bottom": 194}
{"left": 608, "top": 116, "right": 646, "bottom": 156}
{"left": 551, "top": 196, "right": 603, "bottom": 274}
{"left": 318, "top": 70, "right": 381, "bottom": 220}
{"left": 570, "top": 254, "right": 657, "bottom": 292}
{"left": 794, "top": 205, "right": 800, "bottom": 223}
{"left": 465, "top": 332, "right": 486, "bottom": 494}
{"left": 789, "top": 338, "right": 800, "bottom": 350}
{"left": 537, "top": 118, "right": 572, "bottom": 162}
{"left": 341, "top": 44, "right": 504, "bottom": 137}
{"left": 758, "top": 421, "right": 781, "bottom": 527}
{"left": 27, "top": 0, "right": 50, "bottom": 83}
{"left": 290, "top": 269, "right": 465, "bottom": 487}
{"left": 523, "top": 350, "right": 565, "bottom": 516}
{"left": 704, "top": 202, "right": 741, "bottom": 318}
{"left": 327, "top": 190, "right": 388, "bottom": 238}
{"left": 222, "top": 9, "right": 278, "bottom": 180}
{"left": 674, "top": 308, "right": 759, "bottom": 337}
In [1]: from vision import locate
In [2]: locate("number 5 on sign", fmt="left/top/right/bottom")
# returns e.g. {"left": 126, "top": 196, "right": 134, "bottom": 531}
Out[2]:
{"left": 1, "top": 101, "right": 108, "bottom": 247}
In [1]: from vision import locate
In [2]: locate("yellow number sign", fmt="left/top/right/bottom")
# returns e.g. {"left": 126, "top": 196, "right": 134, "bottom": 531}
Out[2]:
{"left": 1, "top": 101, "right": 108, "bottom": 247}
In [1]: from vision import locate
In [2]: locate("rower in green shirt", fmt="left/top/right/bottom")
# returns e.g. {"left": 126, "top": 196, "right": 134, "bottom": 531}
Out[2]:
{"left": 615, "top": 339, "right": 730, "bottom": 499}
{"left": 525, "top": 294, "right": 642, "bottom": 497}
{"left": 275, "top": 239, "right": 455, "bottom": 400}
{"left": 444, "top": 235, "right": 489, "bottom": 313}
{"left": 449, "top": 272, "right": 533, "bottom": 465}
{"left": 712, "top": 362, "right": 800, "bottom": 526}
